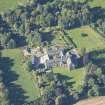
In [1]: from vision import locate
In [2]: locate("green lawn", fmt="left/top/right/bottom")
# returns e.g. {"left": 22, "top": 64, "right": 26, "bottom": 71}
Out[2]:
{"left": 88, "top": 0, "right": 105, "bottom": 8}
{"left": 53, "top": 67, "right": 86, "bottom": 92}
{"left": 0, "top": 0, "right": 26, "bottom": 12}
{"left": 67, "top": 26, "right": 105, "bottom": 51}
{"left": 2, "top": 49, "right": 39, "bottom": 103}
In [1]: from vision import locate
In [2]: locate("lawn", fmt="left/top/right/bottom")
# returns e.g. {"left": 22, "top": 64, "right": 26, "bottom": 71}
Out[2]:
{"left": 67, "top": 26, "right": 105, "bottom": 51}
{"left": 0, "top": 0, "right": 26, "bottom": 12}
{"left": 2, "top": 49, "right": 39, "bottom": 103}
{"left": 53, "top": 67, "right": 86, "bottom": 92}
{"left": 88, "top": 0, "right": 105, "bottom": 8}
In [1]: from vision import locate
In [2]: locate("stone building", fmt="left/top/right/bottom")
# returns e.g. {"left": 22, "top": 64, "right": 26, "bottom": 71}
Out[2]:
{"left": 23, "top": 46, "right": 80, "bottom": 72}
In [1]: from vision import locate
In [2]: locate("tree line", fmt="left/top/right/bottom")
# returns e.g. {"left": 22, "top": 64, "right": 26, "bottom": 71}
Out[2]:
{"left": 0, "top": 0, "right": 94, "bottom": 49}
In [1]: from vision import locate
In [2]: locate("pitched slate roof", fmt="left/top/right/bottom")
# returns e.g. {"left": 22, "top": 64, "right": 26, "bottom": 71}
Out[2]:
{"left": 47, "top": 47, "right": 63, "bottom": 56}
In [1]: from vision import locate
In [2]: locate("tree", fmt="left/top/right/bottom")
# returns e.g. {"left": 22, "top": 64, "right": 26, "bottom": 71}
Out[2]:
{"left": 27, "top": 30, "right": 41, "bottom": 47}
{"left": 37, "top": 14, "right": 46, "bottom": 27}
{"left": 0, "top": 33, "right": 10, "bottom": 48}
{"left": 95, "top": 68, "right": 102, "bottom": 78}
{"left": 88, "top": 78, "right": 95, "bottom": 87}
{"left": 88, "top": 88, "right": 93, "bottom": 97}
{"left": 24, "top": 60, "right": 33, "bottom": 72}
{"left": 88, "top": 84, "right": 99, "bottom": 97}
{"left": 0, "top": 82, "right": 10, "bottom": 105}
{"left": 0, "top": 70, "right": 3, "bottom": 82}
{"left": 0, "top": 51, "right": 1, "bottom": 57}
{"left": 72, "top": 91, "right": 79, "bottom": 101}
{"left": 55, "top": 96, "right": 62, "bottom": 105}
{"left": 45, "top": 13, "right": 55, "bottom": 27}
{"left": 31, "top": 31, "right": 41, "bottom": 47}
{"left": 7, "top": 39, "right": 16, "bottom": 49}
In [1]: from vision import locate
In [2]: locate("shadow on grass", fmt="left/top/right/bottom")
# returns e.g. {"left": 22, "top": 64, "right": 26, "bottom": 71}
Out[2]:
{"left": 55, "top": 73, "right": 72, "bottom": 81}
{"left": 0, "top": 57, "right": 28, "bottom": 105}
{"left": 55, "top": 73, "right": 75, "bottom": 88}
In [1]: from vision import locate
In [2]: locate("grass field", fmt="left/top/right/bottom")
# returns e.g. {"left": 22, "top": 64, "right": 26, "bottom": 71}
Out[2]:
{"left": 67, "top": 26, "right": 105, "bottom": 51}
{"left": 0, "top": 0, "right": 26, "bottom": 12}
{"left": 88, "top": 0, "right": 105, "bottom": 8}
{"left": 53, "top": 67, "right": 86, "bottom": 92}
{"left": 2, "top": 49, "right": 39, "bottom": 103}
